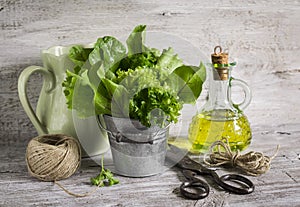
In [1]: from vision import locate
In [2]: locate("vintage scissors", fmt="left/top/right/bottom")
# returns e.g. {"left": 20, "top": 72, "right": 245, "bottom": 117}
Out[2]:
{"left": 166, "top": 144, "right": 254, "bottom": 200}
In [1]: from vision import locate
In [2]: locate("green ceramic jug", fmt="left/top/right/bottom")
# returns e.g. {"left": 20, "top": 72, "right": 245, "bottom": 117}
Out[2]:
{"left": 18, "top": 45, "right": 109, "bottom": 157}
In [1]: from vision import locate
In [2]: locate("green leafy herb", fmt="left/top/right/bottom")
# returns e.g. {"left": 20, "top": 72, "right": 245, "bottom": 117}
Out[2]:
{"left": 91, "top": 156, "right": 119, "bottom": 187}
{"left": 130, "top": 87, "right": 182, "bottom": 127}
{"left": 126, "top": 24, "right": 147, "bottom": 55}
{"left": 156, "top": 47, "right": 183, "bottom": 72}
{"left": 68, "top": 45, "right": 93, "bottom": 67}
{"left": 62, "top": 25, "right": 206, "bottom": 127}
{"left": 169, "top": 62, "right": 206, "bottom": 103}
{"left": 88, "top": 36, "right": 126, "bottom": 72}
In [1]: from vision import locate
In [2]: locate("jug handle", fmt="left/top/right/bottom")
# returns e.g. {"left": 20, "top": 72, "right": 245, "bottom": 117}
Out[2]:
{"left": 228, "top": 78, "right": 252, "bottom": 111}
{"left": 18, "top": 66, "right": 55, "bottom": 135}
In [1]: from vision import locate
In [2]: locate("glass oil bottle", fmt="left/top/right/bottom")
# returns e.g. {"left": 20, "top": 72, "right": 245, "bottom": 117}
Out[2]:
{"left": 188, "top": 46, "right": 252, "bottom": 153}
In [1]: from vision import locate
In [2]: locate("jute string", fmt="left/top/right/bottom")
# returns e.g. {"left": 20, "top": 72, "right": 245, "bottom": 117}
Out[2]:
{"left": 203, "top": 138, "right": 279, "bottom": 176}
{"left": 26, "top": 134, "right": 100, "bottom": 197}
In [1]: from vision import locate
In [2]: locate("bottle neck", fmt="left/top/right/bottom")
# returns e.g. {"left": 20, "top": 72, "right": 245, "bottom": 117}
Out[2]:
{"left": 203, "top": 66, "right": 236, "bottom": 114}
{"left": 208, "top": 79, "right": 230, "bottom": 109}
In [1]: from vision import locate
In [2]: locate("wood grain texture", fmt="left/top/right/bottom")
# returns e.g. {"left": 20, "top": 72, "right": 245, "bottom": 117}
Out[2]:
{"left": 0, "top": 0, "right": 300, "bottom": 206}
{"left": 0, "top": 125, "right": 299, "bottom": 207}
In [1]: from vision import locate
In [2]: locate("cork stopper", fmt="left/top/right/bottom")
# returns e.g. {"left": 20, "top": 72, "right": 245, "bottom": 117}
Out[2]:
{"left": 211, "top": 46, "right": 229, "bottom": 80}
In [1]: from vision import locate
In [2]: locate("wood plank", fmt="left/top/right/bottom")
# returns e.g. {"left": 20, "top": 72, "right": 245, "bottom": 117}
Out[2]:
{"left": 0, "top": 126, "right": 299, "bottom": 206}
{"left": 1, "top": 0, "right": 300, "bottom": 206}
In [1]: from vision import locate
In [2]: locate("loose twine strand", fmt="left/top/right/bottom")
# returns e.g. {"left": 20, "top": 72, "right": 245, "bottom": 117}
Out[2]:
{"left": 26, "top": 134, "right": 100, "bottom": 197}
{"left": 54, "top": 180, "right": 101, "bottom": 198}
{"left": 203, "top": 138, "right": 279, "bottom": 176}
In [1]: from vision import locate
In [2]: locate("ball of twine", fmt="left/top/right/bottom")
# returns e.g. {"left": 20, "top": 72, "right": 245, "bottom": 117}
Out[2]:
{"left": 203, "top": 138, "right": 279, "bottom": 176}
{"left": 26, "top": 134, "right": 81, "bottom": 181}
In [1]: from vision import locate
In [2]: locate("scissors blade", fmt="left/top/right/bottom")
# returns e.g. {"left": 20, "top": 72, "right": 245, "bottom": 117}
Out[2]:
{"left": 166, "top": 144, "right": 206, "bottom": 172}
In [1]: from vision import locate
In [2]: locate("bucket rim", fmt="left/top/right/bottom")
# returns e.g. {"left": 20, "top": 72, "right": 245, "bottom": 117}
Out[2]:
{"left": 96, "top": 115, "right": 170, "bottom": 144}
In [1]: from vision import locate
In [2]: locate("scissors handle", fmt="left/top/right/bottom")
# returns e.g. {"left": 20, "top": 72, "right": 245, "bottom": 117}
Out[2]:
{"left": 179, "top": 170, "right": 209, "bottom": 200}
{"left": 180, "top": 181, "right": 209, "bottom": 200}
{"left": 211, "top": 171, "right": 254, "bottom": 194}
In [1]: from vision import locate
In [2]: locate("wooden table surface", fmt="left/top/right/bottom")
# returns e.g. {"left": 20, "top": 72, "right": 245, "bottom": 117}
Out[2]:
{"left": 1, "top": 0, "right": 300, "bottom": 206}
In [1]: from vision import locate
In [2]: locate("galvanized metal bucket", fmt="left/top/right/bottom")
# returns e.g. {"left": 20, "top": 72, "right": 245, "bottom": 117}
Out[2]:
{"left": 97, "top": 115, "right": 168, "bottom": 177}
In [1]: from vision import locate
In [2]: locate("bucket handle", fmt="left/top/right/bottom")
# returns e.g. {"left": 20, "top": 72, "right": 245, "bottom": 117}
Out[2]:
{"left": 96, "top": 115, "right": 124, "bottom": 142}
{"left": 96, "top": 115, "right": 170, "bottom": 144}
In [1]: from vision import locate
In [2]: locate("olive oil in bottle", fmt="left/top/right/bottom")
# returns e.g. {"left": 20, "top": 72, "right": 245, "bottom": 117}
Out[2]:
{"left": 188, "top": 110, "right": 251, "bottom": 152}
{"left": 188, "top": 46, "right": 252, "bottom": 153}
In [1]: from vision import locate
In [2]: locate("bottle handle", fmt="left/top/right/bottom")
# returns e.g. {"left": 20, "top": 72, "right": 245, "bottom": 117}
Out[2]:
{"left": 228, "top": 78, "right": 252, "bottom": 111}
{"left": 18, "top": 66, "right": 55, "bottom": 135}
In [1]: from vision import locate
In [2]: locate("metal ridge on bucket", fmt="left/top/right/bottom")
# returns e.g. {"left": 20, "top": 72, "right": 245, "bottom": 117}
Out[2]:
{"left": 98, "top": 115, "right": 169, "bottom": 143}
{"left": 96, "top": 115, "right": 168, "bottom": 177}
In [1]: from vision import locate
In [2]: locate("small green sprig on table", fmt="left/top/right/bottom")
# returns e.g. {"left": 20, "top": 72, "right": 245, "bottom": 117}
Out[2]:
{"left": 91, "top": 156, "right": 119, "bottom": 187}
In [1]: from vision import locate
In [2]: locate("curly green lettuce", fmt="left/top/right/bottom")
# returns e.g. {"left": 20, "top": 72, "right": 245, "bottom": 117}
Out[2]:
{"left": 62, "top": 25, "right": 206, "bottom": 127}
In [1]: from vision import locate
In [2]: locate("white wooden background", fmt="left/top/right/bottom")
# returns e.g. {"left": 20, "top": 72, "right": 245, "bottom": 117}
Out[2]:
{"left": 0, "top": 0, "right": 300, "bottom": 206}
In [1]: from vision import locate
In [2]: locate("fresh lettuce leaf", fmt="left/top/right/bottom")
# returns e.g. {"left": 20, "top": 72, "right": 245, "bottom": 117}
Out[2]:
{"left": 126, "top": 25, "right": 147, "bottom": 55}
{"left": 100, "top": 78, "right": 130, "bottom": 118}
{"left": 63, "top": 45, "right": 94, "bottom": 111}
{"left": 62, "top": 69, "right": 78, "bottom": 110}
{"left": 88, "top": 36, "right": 126, "bottom": 71}
{"left": 117, "top": 51, "right": 158, "bottom": 72}
{"left": 129, "top": 87, "right": 182, "bottom": 127}
{"left": 116, "top": 67, "right": 164, "bottom": 93}
{"left": 169, "top": 63, "right": 206, "bottom": 104}
{"left": 87, "top": 36, "right": 126, "bottom": 90}
{"left": 156, "top": 47, "right": 183, "bottom": 72}
{"left": 63, "top": 69, "right": 97, "bottom": 117}
{"left": 63, "top": 24, "right": 206, "bottom": 127}
{"left": 68, "top": 45, "right": 93, "bottom": 67}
